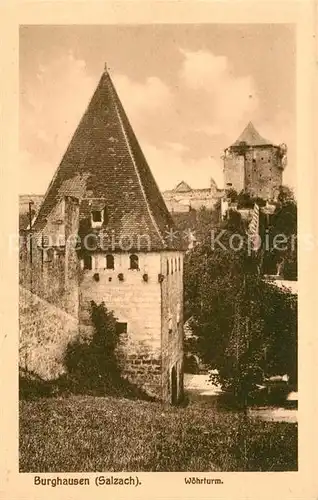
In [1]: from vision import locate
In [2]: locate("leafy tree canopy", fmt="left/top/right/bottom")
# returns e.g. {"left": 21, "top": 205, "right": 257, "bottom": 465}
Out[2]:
{"left": 184, "top": 199, "right": 297, "bottom": 406}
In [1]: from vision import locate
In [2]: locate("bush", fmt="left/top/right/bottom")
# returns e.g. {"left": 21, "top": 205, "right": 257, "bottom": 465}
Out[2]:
{"left": 19, "top": 368, "right": 55, "bottom": 400}
{"left": 63, "top": 301, "right": 120, "bottom": 393}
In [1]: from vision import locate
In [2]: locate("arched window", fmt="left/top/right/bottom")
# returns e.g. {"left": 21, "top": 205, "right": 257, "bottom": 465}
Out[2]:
{"left": 129, "top": 254, "right": 139, "bottom": 270}
{"left": 106, "top": 254, "right": 114, "bottom": 270}
{"left": 178, "top": 257, "right": 181, "bottom": 271}
{"left": 167, "top": 260, "right": 169, "bottom": 275}
{"left": 175, "top": 258, "right": 177, "bottom": 272}
{"left": 171, "top": 259, "right": 174, "bottom": 274}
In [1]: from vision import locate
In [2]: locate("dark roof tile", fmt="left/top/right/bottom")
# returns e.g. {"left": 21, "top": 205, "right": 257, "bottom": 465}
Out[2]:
{"left": 33, "top": 70, "right": 184, "bottom": 251}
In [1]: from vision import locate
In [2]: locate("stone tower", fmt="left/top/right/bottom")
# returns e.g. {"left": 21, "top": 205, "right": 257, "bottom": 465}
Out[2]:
{"left": 223, "top": 122, "right": 287, "bottom": 200}
{"left": 31, "top": 67, "right": 185, "bottom": 403}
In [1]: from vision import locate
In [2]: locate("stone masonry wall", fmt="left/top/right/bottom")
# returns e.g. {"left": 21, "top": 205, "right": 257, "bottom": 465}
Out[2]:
{"left": 20, "top": 196, "right": 80, "bottom": 316}
{"left": 79, "top": 252, "right": 163, "bottom": 397}
{"left": 223, "top": 146, "right": 283, "bottom": 201}
{"left": 19, "top": 286, "right": 78, "bottom": 380}
{"left": 244, "top": 146, "right": 282, "bottom": 200}
{"left": 160, "top": 251, "right": 184, "bottom": 404}
{"left": 224, "top": 153, "right": 245, "bottom": 193}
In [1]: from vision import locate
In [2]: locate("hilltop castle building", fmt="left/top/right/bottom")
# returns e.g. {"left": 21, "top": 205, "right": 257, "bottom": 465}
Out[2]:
{"left": 161, "top": 123, "right": 287, "bottom": 213}
{"left": 162, "top": 179, "right": 223, "bottom": 213}
{"left": 223, "top": 122, "right": 287, "bottom": 201}
{"left": 20, "top": 68, "right": 185, "bottom": 403}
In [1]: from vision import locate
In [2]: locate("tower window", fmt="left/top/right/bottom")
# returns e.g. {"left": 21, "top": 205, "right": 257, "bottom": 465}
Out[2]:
{"left": 92, "top": 210, "right": 102, "bottom": 222}
{"left": 175, "top": 258, "right": 177, "bottom": 272}
{"left": 83, "top": 254, "right": 92, "bottom": 270}
{"left": 178, "top": 257, "right": 181, "bottom": 271}
{"left": 106, "top": 254, "right": 114, "bottom": 270}
{"left": 129, "top": 254, "right": 139, "bottom": 270}
{"left": 171, "top": 259, "right": 174, "bottom": 274}
{"left": 167, "top": 260, "right": 169, "bottom": 275}
{"left": 116, "top": 322, "right": 127, "bottom": 334}
{"left": 90, "top": 202, "right": 107, "bottom": 228}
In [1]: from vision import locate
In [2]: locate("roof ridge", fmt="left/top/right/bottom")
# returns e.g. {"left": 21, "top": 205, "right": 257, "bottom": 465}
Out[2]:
{"left": 230, "top": 122, "right": 273, "bottom": 148}
{"left": 108, "top": 75, "right": 166, "bottom": 248}
{"left": 31, "top": 69, "right": 181, "bottom": 250}
{"left": 33, "top": 85, "right": 96, "bottom": 230}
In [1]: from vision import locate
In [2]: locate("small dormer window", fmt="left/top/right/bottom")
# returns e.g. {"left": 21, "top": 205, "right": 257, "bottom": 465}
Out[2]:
{"left": 90, "top": 200, "right": 107, "bottom": 229}
{"left": 91, "top": 209, "right": 103, "bottom": 228}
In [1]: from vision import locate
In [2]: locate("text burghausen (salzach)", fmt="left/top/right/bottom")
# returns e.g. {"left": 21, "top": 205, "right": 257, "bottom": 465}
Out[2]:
{"left": 34, "top": 475, "right": 140, "bottom": 487}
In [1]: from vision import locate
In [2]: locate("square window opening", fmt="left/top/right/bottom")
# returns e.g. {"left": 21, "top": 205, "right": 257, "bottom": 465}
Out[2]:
{"left": 116, "top": 322, "right": 127, "bottom": 335}
{"left": 92, "top": 210, "right": 102, "bottom": 223}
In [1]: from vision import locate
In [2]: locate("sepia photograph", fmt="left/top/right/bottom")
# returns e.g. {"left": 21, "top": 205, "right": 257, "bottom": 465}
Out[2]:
{"left": 18, "top": 23, "right": 298, "bottom": 474}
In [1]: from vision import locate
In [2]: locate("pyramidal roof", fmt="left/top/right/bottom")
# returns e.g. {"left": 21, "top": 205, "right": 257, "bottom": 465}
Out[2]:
{"left": 174, "top": 181, "right": 192, "bottom": 193}
{"left": 231, "top": 122, "right": 273, "bottom": 147}
{"left": 34, "top": 68, "right": 182, "bottom": 251}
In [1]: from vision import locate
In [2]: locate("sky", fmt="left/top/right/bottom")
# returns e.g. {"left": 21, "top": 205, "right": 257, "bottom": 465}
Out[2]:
{"left": 19, "top": 24, "right": 296, "bottom": 195}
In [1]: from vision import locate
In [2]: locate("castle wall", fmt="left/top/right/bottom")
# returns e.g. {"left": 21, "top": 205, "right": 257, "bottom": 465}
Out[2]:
{"left": 19, "top": 286, "right": 78, "bottom": 380}
{"left": 64, "top": 197, "right": 80, "bottom": 316}
{"left": 163, "top": 188, "right": 222, "bottom": 212}
{"left": 19, "top": 197, "right": 81, "bottom": 381}
{"left": 20, "top": 196, "right": 80, "bottom": 315}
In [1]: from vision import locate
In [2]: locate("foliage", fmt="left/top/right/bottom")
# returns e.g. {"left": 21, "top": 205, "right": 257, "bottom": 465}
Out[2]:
{"left": 64, "top": 301, "right": 120, "bottom": 392}
{"left": 172, "top": 206, "right": 221, "bottom": 247}
{"left": 237, "top": 190, "right": 267, "bottom": 209}
{"left": 19, "top": 368, "right": 56, "bottom": 400}
{"left": 184, "top": 207, "right": 297, "bottom": 406}
{"left": 19, "top": 396, "right": 297, "bottom": 472}
{"left": 226, "top": 188, "right": 238, "bottom": 203}
{"left": 261, "top": 185, "right": 297, "bottom": 279}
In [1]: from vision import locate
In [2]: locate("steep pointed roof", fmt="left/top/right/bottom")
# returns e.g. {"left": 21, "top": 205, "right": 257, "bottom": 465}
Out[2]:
{"left": 33, "top": 68, "right": 182, "bottom": 251}
{"left": 174, "top": 181, "right": 192, "bottom": 193}
{"left": 231, "top": 122, "right": 273, "bottom": 147}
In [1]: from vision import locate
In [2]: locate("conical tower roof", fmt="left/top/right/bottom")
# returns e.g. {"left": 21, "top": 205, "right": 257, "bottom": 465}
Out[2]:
{"left": 33, "top": 68, "right": 182, "bottom": 251}
{"left": 231, "top": 122, "right": 273, "bottom": 147}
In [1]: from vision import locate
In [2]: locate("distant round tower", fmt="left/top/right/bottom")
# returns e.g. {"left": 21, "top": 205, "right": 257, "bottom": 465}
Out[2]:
{"left": 223, "top": 122, "right": 287, "bottom": 201}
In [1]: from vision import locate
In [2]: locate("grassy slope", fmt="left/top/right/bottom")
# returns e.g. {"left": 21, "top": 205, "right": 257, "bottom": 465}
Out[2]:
{"left": 19, "top": 396, "right": 297, "bottom": 472}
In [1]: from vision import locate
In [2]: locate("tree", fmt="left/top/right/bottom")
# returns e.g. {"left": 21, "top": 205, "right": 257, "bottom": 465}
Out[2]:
{"left": 226, "top": 188, "right": 238, "bottom": 203}
{"left": 261, "top": 185, "right": 297, "bottom": 279}
{"left": 184, "top": 209, "right": 297, "bottom": 407}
